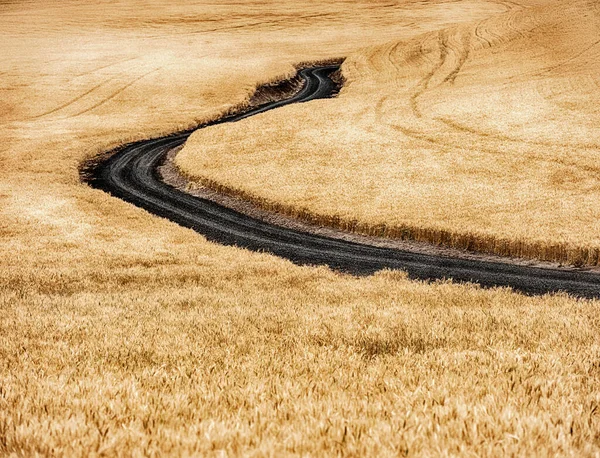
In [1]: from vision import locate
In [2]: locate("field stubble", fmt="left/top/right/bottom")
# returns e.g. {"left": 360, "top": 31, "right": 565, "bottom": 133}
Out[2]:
{"left": 1, "top": 0, "right": 600, "bottom": 456}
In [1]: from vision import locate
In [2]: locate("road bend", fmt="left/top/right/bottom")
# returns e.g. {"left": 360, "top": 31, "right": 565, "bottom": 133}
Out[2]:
{"left": 84, "top": 65, "right": 600, "bottom": 299}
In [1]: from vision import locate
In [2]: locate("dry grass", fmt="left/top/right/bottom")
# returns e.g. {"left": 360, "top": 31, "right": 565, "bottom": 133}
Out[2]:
{"left": 178, "top": 0, "right": 600, "bottom": 266}
{"left": 3, "top": 273, "right": 600, "bottom": 456}
{"left": 1, "top": 0, "right": 600, "bottom": 456}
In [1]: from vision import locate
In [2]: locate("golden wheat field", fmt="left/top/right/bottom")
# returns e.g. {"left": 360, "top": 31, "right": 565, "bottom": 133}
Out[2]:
{"left": 178, "top": 0, "right": 600, "bottom": 266}
{"left": 1, "top": 0, "right": 600, "bottom": 456}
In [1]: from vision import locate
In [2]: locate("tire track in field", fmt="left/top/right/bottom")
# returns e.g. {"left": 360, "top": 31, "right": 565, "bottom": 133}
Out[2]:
{"left": 69, "top": 67, "right": 162, "bottom": 117}
{"left": 406, "top": 31, "right": 448, "bottom": 118}
{"left": 375, "top": 6, "right": 598, "bottom": 155}
{"left": 28, "top": 77, "right": 117, "bottom": 120}
{"left": 536, "top": 39, "right": 600, "bottom": 76}
{"left": 72, "top": 56, "right": 139, "bottom": 79}
{"left": 474, "top": 20, "right": 493, "bottom": 48}
{"left": 27, "top": 67, "right": 161, "bottom": 121}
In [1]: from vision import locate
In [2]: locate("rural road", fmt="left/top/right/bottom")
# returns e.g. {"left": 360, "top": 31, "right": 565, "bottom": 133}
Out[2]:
{"left": 85, "top": 65, "right": 600, "bottom": 299}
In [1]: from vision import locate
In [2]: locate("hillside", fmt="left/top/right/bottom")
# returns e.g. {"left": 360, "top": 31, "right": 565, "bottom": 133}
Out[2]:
{"left": 177, "top": 0, "right": 600, "bottom": 265}
{"left": 1, "top": 0, "right": 599, "bottom": 455}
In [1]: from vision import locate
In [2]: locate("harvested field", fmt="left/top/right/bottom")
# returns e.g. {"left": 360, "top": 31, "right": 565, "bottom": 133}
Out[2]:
{"left": 1, "top": 0, "right": 600, "bottom": 456}
{"left": 178, "top": 0, "right": 600, "bottom": 266}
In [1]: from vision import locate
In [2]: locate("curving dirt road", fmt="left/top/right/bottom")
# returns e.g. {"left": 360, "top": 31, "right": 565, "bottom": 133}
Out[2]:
{"left": 83, "top": 65, "right": 600, "bottom": 298}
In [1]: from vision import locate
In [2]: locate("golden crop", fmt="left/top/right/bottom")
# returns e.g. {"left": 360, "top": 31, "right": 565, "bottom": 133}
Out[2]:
{"left": 1, "top": 0, "right": 599, "bottom": 456}
{"left": 178, "top": 0, "right": 600, "bottom": 266}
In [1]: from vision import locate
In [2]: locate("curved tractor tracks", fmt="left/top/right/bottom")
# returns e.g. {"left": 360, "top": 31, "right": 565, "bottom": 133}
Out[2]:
{"left": 83, "top": 65, "right": 600, "bottom": 299}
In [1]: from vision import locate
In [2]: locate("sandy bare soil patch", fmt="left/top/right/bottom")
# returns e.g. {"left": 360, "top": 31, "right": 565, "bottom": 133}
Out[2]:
{"left": 1, "top": 0, "right": 599, "bottom": 455}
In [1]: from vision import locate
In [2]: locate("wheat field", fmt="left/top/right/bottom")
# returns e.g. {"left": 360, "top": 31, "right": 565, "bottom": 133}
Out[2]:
{"left": 177, "top": 0, "right": 600, "bottom": 266}
{"left": 1, "top": 0, "right": 600, "bottom": 456}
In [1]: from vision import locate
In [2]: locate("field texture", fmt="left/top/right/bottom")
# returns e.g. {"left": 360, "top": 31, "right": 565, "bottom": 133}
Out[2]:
{"left": 1, "top": 0, "right": 600, "bottom": 456}
{"left": 177, "top": 0, "right": 600, "bottom": 266}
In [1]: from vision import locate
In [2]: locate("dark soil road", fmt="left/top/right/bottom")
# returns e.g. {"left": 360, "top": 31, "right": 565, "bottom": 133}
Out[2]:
{"left": 83, "top": 65, "right": 600, "bottom": 298}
